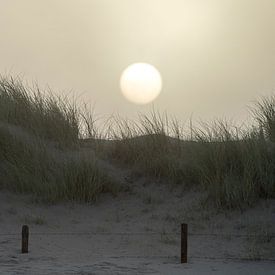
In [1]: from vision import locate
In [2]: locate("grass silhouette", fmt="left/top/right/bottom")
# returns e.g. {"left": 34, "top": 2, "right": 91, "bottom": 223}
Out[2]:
{"left": 0, "top": 75, "right": 274, "bottom": 208}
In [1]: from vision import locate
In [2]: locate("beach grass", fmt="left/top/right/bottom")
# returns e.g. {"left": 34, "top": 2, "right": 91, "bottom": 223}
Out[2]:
{"left": 0, "top": 75, "right": 274, "bottom": 208}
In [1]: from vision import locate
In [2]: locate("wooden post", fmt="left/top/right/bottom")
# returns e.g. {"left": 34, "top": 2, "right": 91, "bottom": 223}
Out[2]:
{"left": 22, "top": 225, "right": 29, "bottom": 253}
{"left": 181, "top": 223, "right": 187, "bottom": 263}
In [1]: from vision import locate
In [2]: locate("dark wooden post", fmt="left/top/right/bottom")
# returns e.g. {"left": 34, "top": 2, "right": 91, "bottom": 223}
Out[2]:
{"left": 181, "top": 223, "right": 187, "bottom": 263}
{"left": 22, "top": 225, "right": 29, "bottom": 253}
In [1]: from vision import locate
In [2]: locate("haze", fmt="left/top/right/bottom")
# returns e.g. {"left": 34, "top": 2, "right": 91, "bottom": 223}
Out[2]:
{"left": 1, "top": 0, "right": 275, "bottom": 123}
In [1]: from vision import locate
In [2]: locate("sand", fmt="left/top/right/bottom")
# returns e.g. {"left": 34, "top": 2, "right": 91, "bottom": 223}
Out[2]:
{"left": 0, "top": 174, "right": 275, "bottom": 274}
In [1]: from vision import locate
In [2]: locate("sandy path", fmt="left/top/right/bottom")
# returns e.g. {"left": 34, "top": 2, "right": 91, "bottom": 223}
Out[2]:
{"left": 0, "top": 174, "right": 275, "bottom": 274}
{"left": 1, "top": 244, "right": 275, "bottom": 275}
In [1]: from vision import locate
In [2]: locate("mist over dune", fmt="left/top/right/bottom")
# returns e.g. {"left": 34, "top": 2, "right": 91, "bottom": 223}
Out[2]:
{"left": 1, "top": 1, "right": 275, "bottom": 273}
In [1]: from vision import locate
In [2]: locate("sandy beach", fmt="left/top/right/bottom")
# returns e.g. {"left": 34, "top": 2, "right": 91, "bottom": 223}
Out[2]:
{"left": 1, "top": 175, "right": 274, "bottom": 274}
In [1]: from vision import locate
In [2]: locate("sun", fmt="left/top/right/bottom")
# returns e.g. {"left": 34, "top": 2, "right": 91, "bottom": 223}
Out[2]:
{"left": 120, "top": 63, "right": 162, "bottom": 105}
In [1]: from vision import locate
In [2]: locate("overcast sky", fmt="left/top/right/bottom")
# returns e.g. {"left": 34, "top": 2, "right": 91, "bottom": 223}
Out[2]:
{"left": 1, "top": 0, "right": 275, "bottom": 124}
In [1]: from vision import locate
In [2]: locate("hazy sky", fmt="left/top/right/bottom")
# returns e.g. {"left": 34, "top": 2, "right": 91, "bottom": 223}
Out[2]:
{"left": 1, "top": 0, "right": 275, "bottom": 123}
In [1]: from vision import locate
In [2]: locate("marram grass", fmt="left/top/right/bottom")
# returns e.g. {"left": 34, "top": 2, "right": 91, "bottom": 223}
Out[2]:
{"left": 0, "top": 76, "right": 274, "bottom": 208}
{"left": 0, "top": 123, "right": 117, "bottom": 202}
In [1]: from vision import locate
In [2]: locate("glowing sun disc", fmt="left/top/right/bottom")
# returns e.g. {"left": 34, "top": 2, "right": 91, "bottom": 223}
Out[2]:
{"left": 120, "top": 63, "right": 162, "bottom": 104}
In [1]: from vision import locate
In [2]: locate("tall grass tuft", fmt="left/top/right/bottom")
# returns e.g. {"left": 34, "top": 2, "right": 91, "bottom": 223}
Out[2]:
{"left": 193, "top": 120, "right": 275, "bottom": 209}
{"left": 251, "top": 94, "right": 275, "bottom": 142}
{"left": 0, "top": 76, "right": 116, "bottom": 202}
{"left": 0, "top": 76, "right": 79, "bottom": 147}
{"left": 0, "top": 123, "right": 116, "bottom": 202}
